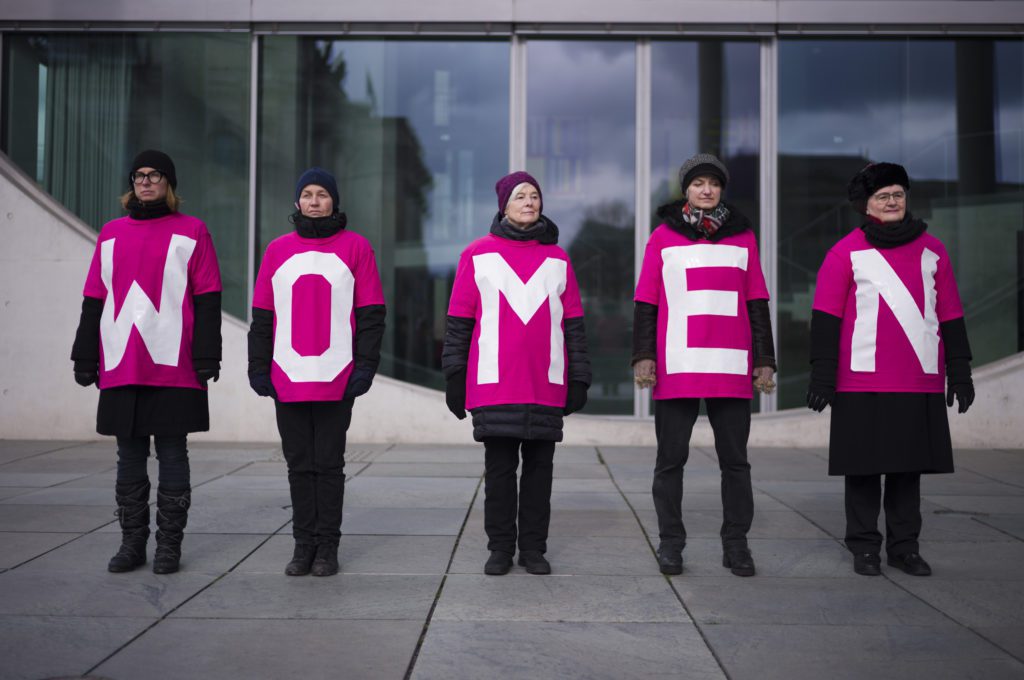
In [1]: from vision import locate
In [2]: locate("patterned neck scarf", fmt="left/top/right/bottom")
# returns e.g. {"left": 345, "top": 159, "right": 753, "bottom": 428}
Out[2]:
{"left": 682, "top": 202, "right": 730, "bottom": 239}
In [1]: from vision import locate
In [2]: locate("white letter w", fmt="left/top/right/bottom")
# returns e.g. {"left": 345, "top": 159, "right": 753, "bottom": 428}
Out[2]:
{"left": 99, "top": 234, "right": 196, "bottom": 370}
{"left": 473, "top": 252, "right": 567, "bottom": 385}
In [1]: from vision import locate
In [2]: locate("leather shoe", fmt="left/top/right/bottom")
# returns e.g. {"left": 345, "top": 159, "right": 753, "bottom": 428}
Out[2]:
{"left": 484, "top": 550, "right": 513, "bottom": 575}
{"left": 723, "top": 548, "right": 756, "bottom": 577}
{"left": 517, "top": 550, "right": 551, "bottom": 575}
{"left": 887, "top": 552, "right": 931, "bottom": 576}
{"left": 310, "top": 543, "right": 339, "bottom": 577}
{"left": 285, "top": 543, "right": 316, "bottom": 576}
{"left": 853, "top": 552, "right": 881, "bottom": 576}
{"left": 656, "top": 547, "right": 683, "bottom": 575}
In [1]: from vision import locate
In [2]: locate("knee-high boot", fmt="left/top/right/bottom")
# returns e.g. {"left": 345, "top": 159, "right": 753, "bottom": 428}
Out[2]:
{"left": 108, "top": 479, "right": 151, "bottom": 573}
{"left": 153, "top": 486, "right": 191, "bottom": 574}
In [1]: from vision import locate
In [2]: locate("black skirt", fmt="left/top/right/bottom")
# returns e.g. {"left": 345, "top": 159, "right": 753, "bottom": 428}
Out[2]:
{"left": 97, "top": 386, "right": 210, "bottom": 438}
{"left": 828, "top": 392, "right": 953, "bottom": 476}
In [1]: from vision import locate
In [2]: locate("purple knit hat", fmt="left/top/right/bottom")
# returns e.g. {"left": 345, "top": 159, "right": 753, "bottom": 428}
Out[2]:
{"left": 495, "top": 171, "right": 542, "bottom": 214}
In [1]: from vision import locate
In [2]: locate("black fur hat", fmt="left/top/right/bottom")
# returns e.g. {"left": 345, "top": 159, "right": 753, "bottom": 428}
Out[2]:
{"left": 847, "top": 162, "right": 910, "bottom": 214}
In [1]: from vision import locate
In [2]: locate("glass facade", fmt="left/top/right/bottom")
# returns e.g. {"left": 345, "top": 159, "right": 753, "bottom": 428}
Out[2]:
{"left": 777, "top": 39, "right": 1024, "bottom": 408}
{"left": 3, "top": 30, "right": 1022, "bottom": 415}
{"left": 258, "top": 38, "right": 509, "bottom": 389}
{"left": 2, "top": 33, "right": 251, "bottom": 317}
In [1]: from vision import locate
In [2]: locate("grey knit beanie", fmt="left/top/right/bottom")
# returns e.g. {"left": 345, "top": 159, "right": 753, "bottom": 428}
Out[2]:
{"left": 679, "top": 153, "right": 729, "bottom": 192}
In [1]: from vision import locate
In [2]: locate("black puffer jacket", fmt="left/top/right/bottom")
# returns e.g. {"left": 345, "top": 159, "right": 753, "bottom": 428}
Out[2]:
{"left": 442, "top": 213, "right": 591, "bottom": 442}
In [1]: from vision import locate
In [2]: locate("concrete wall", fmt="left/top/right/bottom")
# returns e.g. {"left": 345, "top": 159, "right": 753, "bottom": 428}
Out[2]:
{"left": 1, "top": 155, "right": 1021, "bottom": 447}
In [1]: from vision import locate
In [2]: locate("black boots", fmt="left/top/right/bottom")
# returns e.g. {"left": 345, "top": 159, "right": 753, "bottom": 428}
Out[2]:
{"left": 484, "top": 550, "right": 513, "bottom": 575}
{"left": 108, "top": 480, "right": 151, "bottom": 573}
{"left": 723, "top": 547, "right": 756, "bottom": 577}
{"left": 311, "top": 542, "right": 339, "bottom": 577}
{"left": 285, "top": 543, "right": 317, "bottom": 576}
{"left": 152, "top": 486, "right": 191, "bottom": 574}
{"left": 887, "top": 552, "right": 932, "bottom": 576}
{"left": 517, "top": 550, "right": 551, "bottom": 575}
{"left": 656, "top": 546, "right": 683, "bottom": 575}
{"left": 853, "top": 552, "right": 882, "bottom": 576}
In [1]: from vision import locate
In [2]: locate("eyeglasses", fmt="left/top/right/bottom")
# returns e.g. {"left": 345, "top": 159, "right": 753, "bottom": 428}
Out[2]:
{"left": 870, "top": 191, "right": 906, "bottom": 204}
{"left": 131, "top": 171, "right": 165, "bottom": 185}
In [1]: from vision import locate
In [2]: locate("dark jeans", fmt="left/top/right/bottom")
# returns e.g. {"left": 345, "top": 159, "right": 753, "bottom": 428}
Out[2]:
{"left": 844, "top": 473, "right": 922, "bottom": 556}
{"left": 275, "top": 399, "right": 352, "bottom": 546}
{"left": 653, "top": 398, "right": 753, "bottom": 551}
{"left": 115, "top": 434, "right": 190, "bottom": 490}
{"left": 483, "top": 437, "right": 556, "bottom": 555}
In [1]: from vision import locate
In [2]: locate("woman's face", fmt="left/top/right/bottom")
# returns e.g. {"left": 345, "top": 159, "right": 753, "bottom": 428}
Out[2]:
{"left": 132, "top": 166, "right": 168, "bottom": 203}
{"left": 297, "top": 184, "right": 334, "bottom": 218}
{"left": 865, "top": 184, "right": 907, "bottom": 223}
{"left": 686, "top": 175, "right": 722, "bottom": 210}
{"left": 504, "top": 183, "right": 541, "bottom": 229}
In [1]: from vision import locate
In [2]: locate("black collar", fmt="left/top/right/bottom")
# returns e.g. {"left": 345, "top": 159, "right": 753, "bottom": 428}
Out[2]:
{"left": 127, "top": 198, "right": 172, "bottom": 220}
{"left": 290, "top": 211, "right": 348, "bottom": 239}
{"left": 655, "top": 199, "right": 752, "bottom": 241}
{"left": 489, "top": 212, "right": 560, "bottom": 244}
{"left": 860, "top": 213, "right": 928, "bottom": 249}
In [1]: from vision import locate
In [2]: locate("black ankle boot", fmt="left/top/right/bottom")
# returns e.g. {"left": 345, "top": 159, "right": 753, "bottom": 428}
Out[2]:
{"left": 153, "top": 486, "right": 190, "bottom": 574}
{"left": 285, "top": 543, "right": 316, "bottom": 576}
{"left": 311, "top": 543, "right": 339, "bottom": 577}
{"left": 108, "top": 480, "right": 151, "bottom": 573}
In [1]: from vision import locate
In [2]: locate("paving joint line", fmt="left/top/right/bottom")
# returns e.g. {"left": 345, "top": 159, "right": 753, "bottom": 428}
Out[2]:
{"left": 596, "top": 446, "right": 733, "bottom": 680}
{"left": 402, "top": 472, "right": 485, "bottom": 680}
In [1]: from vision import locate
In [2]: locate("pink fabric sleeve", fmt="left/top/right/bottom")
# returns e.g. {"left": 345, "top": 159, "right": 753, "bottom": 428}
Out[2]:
{"left": 353, "top": 242, "right": 386, "bottom": 308}
{"left": 812, "top": 250, "right": 851, "bottom": 318}
{"left": 934, "top": 248, "right": 965, "bottom": 322}
{"left": 81, "top": 239, "right": 106, "bottom": 299}
{"left": 252, "top": 247, "right": 276, "bottom": 311}
{"left": 189, "top": 227, "right": 223, "bottom": 295}
{"left": 563, "top": 258, "right": 585, "bottom": 319}
{"left": 447, "top": 249, "right": 477, "bottom": 318}
{"left": 633, "top": 235, "right": 661, "bottom": 305}
{"left": 745, "top": 236, "right": 770, "bottom": 301}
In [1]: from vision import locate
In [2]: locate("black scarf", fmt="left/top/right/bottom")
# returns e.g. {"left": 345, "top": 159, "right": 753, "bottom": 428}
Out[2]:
{"left": 656, "top": 199, "right": 752, "bottom": 242}
{"left": 290, "top": 211, "right": 348, "bottom": 239}
{"left": 490, "top": 211, "right": 559, "bottom": 245}
{"left": 127, "top": 197, "right": 173, "bottom": 220}
{"left": 860, "top": 213, "right": 927, "bottom": 249}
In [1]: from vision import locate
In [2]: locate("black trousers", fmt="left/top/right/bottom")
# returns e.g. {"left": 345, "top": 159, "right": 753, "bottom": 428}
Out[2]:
{"left": 483, "top": 437, "right": 556, "bottom": 554}
{"left": 115, "top": 434, "right": 190, "bottom": 490}
{"left": 653, "top": 398, "right": 753, "bottom": 551}
{"left": 844, "top": 473, "right": 922, "bottom": 556}
{"left": 274, "top": 399, "right": 352, "bottom": 546}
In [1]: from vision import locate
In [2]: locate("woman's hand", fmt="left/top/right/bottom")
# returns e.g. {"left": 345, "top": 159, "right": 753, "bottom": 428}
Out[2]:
{"left": 753, "top": 366, "right": 776, "bottom": 394}
{"left": 634, "top": 359, "right": 656, "bottom": 389}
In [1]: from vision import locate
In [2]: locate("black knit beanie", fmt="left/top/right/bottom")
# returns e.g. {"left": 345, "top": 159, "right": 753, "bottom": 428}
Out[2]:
{"left": 129, "top": 149, "right": 177, "bottom": 189}
{"left": 847, "top": 162, "right": 910, "bottom": 214}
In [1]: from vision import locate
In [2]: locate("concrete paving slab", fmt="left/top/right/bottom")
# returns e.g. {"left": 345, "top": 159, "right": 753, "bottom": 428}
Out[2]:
{"left": 552, "top": 478, "right": 618, "bottom": 493}
{"left": 624, "top": 491, "right": 791, "bottom": 512}
{"left": 0, "top": 440, "right": 88, "bottom": 461}
{"left": 976, "top": 514, "right": 1024, "bottom": 540}
{"left": 344, "top": 476, "right": 479, "bottom": 508}
{"left": 548, "top": 492, "right": 631, "bottom": 511}
{"left": 199, "top": 474, "right": 292, "bottom": 491}
{"left": 20, "top": 532, "right": 267, "bottom": 575}
{"left": 667, "top": 538, "right": 854, "bottom": 578}
{"left": 0, "top": 471, "right": 93, "bottom": 487}
{"left": 411, "top": 621, "right": 725, "bottom": 680}
{"left": 96, "top": 618, "right": 423, "bottom": 680}
{"left": 893, "top": 579, "right": 1024, "bottom": 627}
{"left": 94, "top": 495, "right": 292, "bottom": 535}
{"left": 976, "top": 626, "right": 1024, "bottom": 661}
{"left": 375, "top": 447, "right": 482, "bottom": 463}
{"left": 172, "top": 572, "right": 441, "bottom": 620}
{"left": 551, "top": 462, "right": 612, "bottom": 479}
{"left": 0, "top": 615, "right": 157, "bottom": 680}
{"left": 0, "top": 486, "right": 116, "bottom": 506}
{"left": 358, "top": 462, "right": 484, "bottom": 477}
{"left": 0, "top": 487, "right": 36, "bottom": 501}
{"left": 236, "top": 534, "right": 456, "bottom": 575}
{"left": 0, "top": 503, "right": 114, "bottom": 532}
{"left": 229, "top": 461, "right": 289, "bottom": 475}
{"left": 879, "top": 541, "right": 1024, "bottom": 581}
{"left": 634, "top": 507, "right": 831, "bottom": 541}
{"left": 0, "top": 531, "right": 79, "bottom": 569}
{"left": 0, "top": 456, "right": 115, "bottom": 474}
{"left": 449, "top": 535, "right": 655, "bottom": 576}
{"left": 927, "top": 495, "right": 1024, "bottom": 515}
{"left": 702, "top": 624, "right": 1022, "bottom": 680}
{"left": 433, "top": 574, "right": 690, "bottom": 623}
{"left": 674, "top": 576, "right": 952, "bottom": 625}
{"left": 0, "top": 569, "right": 215, "bottom": 616}
{"left": 343, "top": 507, "right": 468, "bottom": 535}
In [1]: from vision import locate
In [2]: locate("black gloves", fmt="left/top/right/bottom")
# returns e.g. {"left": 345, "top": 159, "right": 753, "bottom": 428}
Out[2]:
{"left": 806, "top": 367, "right": 835, "bottom": 412}
{"left": 74, "top": 368, "right": 98, "bottom": 387}
{"left": 249, "top": 373, "right": 277, "bottom": 399}
{"left": 196, "top": 368, "right": 220, "bottom": 386}
{"left": 446, "top": 369, "right": 467, "bottom": 420}
{"left": 564, "top": 381, "right": 589, "bottom": 415}
{"left": 807, "top": 310, "right": 841, "bottom": 413}
{"left": 343, "top": 366, "right": 374, "bottom": 401}
{"left": 946, "top": 358, "right": 974, "bottom": 413}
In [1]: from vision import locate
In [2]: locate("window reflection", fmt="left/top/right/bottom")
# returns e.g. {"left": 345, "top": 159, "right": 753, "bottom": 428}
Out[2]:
{"left": 258, "top": 38, "right": 509, "bottom": 389}
{"left": 778, "top": 39, "right": 1024, "bottom": 409}
{"left": 527, "top": 41, "right": 635, "bottom": 414}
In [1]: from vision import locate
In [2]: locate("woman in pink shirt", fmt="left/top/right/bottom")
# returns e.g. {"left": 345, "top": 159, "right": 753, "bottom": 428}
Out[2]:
{"left": 248, "top": 168, "right": 386, "bottom": 577}
{"left": 442, "top": 171, "right": 591, "bottom": 576}
{"left": 71, "top": 150, "right": 223, "bottom": 575}
{"left": 633, "top": 153, "right": 776, "bottom": 578}
{"left": 807, "top": 162, "right": 974, "bottom": 577}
